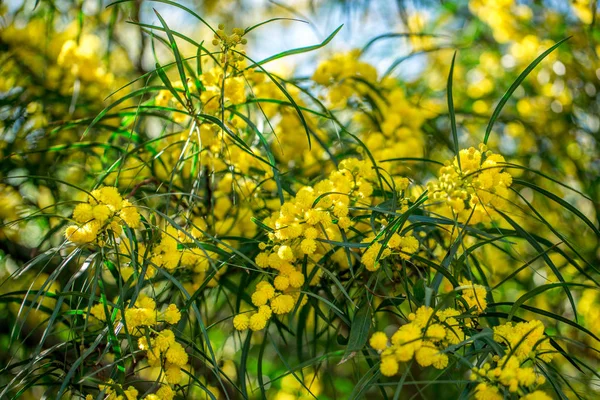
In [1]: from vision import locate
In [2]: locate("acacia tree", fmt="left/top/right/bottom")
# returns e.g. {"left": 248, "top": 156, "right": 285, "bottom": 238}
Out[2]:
{"left": 1, "top": 1, "right": 599, "bottom": 399}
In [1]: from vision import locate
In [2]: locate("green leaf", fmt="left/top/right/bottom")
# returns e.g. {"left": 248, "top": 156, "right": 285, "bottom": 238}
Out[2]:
{"left": 244, "top": 24, "right": 343, "bottom": 69}
{"left": 339, "top": 303, "right": 372, "bottom": 364}
{"left": 483, "top": 37, "right": 570, "bottom": 144}
{"left": 447, "top": 51, "right": 460, "bottom": 169}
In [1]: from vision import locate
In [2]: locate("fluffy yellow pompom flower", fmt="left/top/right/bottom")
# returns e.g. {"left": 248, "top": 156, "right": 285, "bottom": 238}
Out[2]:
{"left": 249, "top": 312, "right": 269, "bottom": 331}
{"left": 380, "top": 356, "right": 399, "bottom": 376}
{"left": 369, "top": 331, "right": 388, "bottom": 351}
{"left": 92, "top": 204, "right": 111, "bottom": 223}
{"left": 520, "top": 391, "right": 552, "bottom": 400}
{"left": 270, "top": 294, "right": 294, "bottom": 314}
{"left": 72, "top": 203, "right": 93, "bottom": 223}
{"left": 257, "top": 305, "right": 272, "bottom": 319}
{"left": 233, "top": 314, "right": 249, "bottom": 331}
{"left": 120, "top": 200, "right": 141, "bottom": 228}
{"left": 458, "top": 280, "right": 487, "bottom": 313}
{"left": 303, "top": 227, "right": 318, "bottom": 240}
{"left": 277, "top": 245, "right": 295, "bottom": 261}
{"left": 165, "top": 364, "right": 183, "bottom": 384}
{"left": 92, "top": 186, "right": 123, "bottom": 211}
{"left": 274, "top": 275, "right": 290, "bottom": 291}
{"left": 165, "top": 342, "right": 188, "bottom": 366}
{"left": 147, "top": 385, "right": 175, "bottom": 400}
{"left": 255, "top": 282, "right": 275, "bottom": 299}
{"left": 65, "top": 187, "right": 141, "bottom": 245}
{"left": 251, "top": 289, "right": 269, "bottom": 307}
{"left": 255, "top": 252, "right": 270, "bottom": 268}
{"left": 288, "top": 271, "right": 305, "bottom": 288}
{"left": 300, "top": 238, "right": 317, "bottom": 255}
{"left": 65, "top": 221, "right": 102, "bottom": 244}
{"left": 163, "top": 304, "right": 181, "bottom": 324}
{"left": 154, "top": 329, "right": 175, "bottom": 351}
{"left": 474, "top": 383, "right": 502, "bottom": 400}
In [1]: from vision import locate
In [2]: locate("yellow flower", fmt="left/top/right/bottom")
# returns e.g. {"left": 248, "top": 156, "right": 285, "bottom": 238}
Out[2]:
{"left": 288, "top": 271, "right": 305, "bottom": 288}
{"left": 155, "top": 385, "right": 175, "bottom": 400}
{"left": 277, "top": 245, "right": 295, "bottom": 261}
{"left": 154, "top": 329, "right": 175, "bottom": 351}
{"left": 120, "top": 200, "right": 141, "bottom": 228}
{"left": 233, "top": 314, "right": 249, "bottom": 331}
{"left": 274, "top": 275, "right": 290, "bottom": 291}
{"left": 474, "top": 383, "right": 502, "bottom": 400}
{"left": 270, "top": 294, "right": 294, "bottom": 314}
{"left": 251, "top": 289, "right": 270, "bottom": 307}
{"left": 380, "top": 356, "right": 399, "bottom": 376}
{"left": 165, "top": 342, "right": 188, "bottom": 366}
{"left": 72, "top": 203, "right": 93, "bottom": 223}
{"left": 163, "top": 304, "right": 181, "bottom": 324}
{"left": 249, "top": 312, "right": 269, "bottom": 331}
{"left": 519, "top": 391, "right": 552, "bottom": 400}
{"left": 90, "top": 303, "right": 108, "bottom": 321}
{"left": 458, "top": 280, "right": 487, "bottom": 313}
{"left": 165, "top": 364, "right": 183, "bottom": 384}
{"left": 255, "top": 252, "right": 270, "bottom": 268}
{"left": 300, "top": 238, "right": 317, "bottom": 255}
{"left": 369, "top": 331, "right": 388, "bottom": 351}
{"left": 92, "top": 204, "right": 111, "bottom": 223}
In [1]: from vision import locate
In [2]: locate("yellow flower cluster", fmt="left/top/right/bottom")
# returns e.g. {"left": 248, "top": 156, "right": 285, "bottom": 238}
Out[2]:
{"left": 470, "top": 319, "right": 554, "bottom": 400}
{"left": 578, "top": 288, "right": 600, "bottom": 344}
{"left": 312, "top": 50, "right": 378, "bottom": 107}
{"left": 458, "top": 279, "right": 488, "bottom": 313}
{"left": 138, "top": 328, "right": 189, "bottom": 385}
{"left": 233, "top": 158, "right": 380, "bottom": 331}
{"left": 469, "top": 0, "right": 533, "bottom": 44}
{"left": 0, "top": 184, "right": 23, "bottom": 242}
{"left": 370, "top": 306, "right": 466, "bottom": 376}
{"left": 428, "top": 145, "right": 513, "bottom": 224}
{"left": 87, "top": 380, "right": 175, "bottom": 400}
{"left": 90, "top": 294, "right": 180, "bottom": 329}
{"left": 90, "top": 380, "right": 138, "bottom": 400}
{"left": 200, "top": 67, "right": 247, "bottom": 112}
{"left": 212, "top": 24, "right": 247, "bottom": 66}
{"left": 123, "top": 294, "right": 181, "bottom": 330}
{"left": 89, "top": 299, "right": 183, "bottom": 398}
{"left": 357, "top": 86, "right": 429, "bottom": 173}
{"left": 493, "top": 320, "right": 554, "bottom": 362}
{"left": 361, "top": 233, "right": 419, "bottom": 271}
{"left": 248, "top": 71, "right": 329, "bottom": 172}
{"left": 57, "top": 38, "right": 114, "bottom": 87}
{"left": 64, "top": 187, "right": 141, "bottom": 245}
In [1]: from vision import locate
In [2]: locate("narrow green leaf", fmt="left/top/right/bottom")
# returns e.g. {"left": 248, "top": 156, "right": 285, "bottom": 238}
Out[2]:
{"left": 339, "top": 303, "right": 372, "bottom": 364}
{"left": 483, "top": 37, "right": 570, "bottom": 144}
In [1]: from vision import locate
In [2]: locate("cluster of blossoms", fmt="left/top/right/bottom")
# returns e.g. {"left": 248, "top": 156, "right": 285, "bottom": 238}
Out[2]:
{"left": 360, "top": 232, "right": 419, "bottom": 271}
{"left": 65, "top": 187, "right": 141, "bottom": 244}
{"left": 57, "top": 37, "right": 115, "bottom": 89}
{"left": 370, "top": 306, "right": 466, "bottom": 375}
{"left": 212, "top": 24, "right": 247, "bottom": 65}
{"left": 428, "top": 145, "right": 513, "bottom": 224}
{"left": 459, "top": 279, "right": 488, "bottom": 313}
{"left": 87, "top": 294, "right": 182, "bottom": 399}
{"left": 138, "top": 329, "right": 188, "bottom": 386}
{"left": 200, "top": 66, "right": 247, "bottom": 112}
{"left": 312, "top": 49, "right": 378, "bottom": 107}
{"left": 86, "top": 381, "right": 174, "bottom": 400}
{"left": 471, "top": 320, "right": 555, "bottom": 400}
{"left": 90, "top": 380, "right": 139, "bottom": 400}
{"left": 148, "top": 224, "right": 223, "bottom": 291}
{"left": 312, "top": 51, "right": 433, "bottom": 175}
{"left": 89, "top": 293, "right": 181, "bottom": 330}
{"left": 370, "top": 280, "right": 488, "bottom": 377}
{"left": 233, "top": 158, "right": 385, "bottom": 331}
